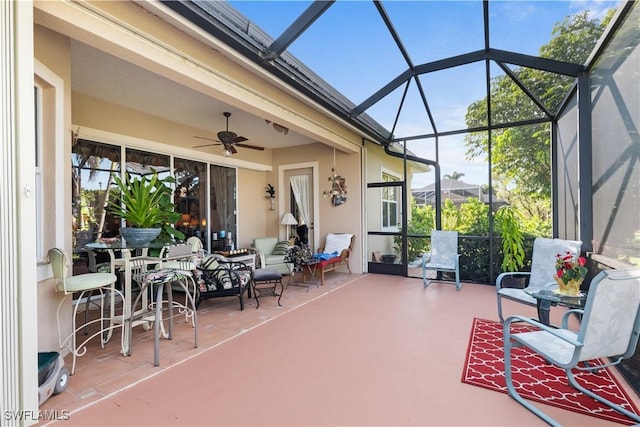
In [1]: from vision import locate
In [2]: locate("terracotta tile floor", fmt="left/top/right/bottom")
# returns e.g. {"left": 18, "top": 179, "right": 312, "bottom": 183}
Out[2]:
{"left": 39, "top": 272, "right": 640, "bottom": 426}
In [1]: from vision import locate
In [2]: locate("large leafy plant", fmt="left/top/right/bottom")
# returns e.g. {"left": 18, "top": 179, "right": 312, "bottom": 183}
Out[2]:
{"left": 108, "top": 169, "right": 184, "bottom": 241}
{"left": 495, "top": 205, "right": 525, "bottom": 272}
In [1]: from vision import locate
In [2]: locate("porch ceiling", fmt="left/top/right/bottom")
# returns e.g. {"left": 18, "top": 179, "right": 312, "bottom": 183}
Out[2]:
{"left": 70, "top": 40, "right": 318, "bottom": 152}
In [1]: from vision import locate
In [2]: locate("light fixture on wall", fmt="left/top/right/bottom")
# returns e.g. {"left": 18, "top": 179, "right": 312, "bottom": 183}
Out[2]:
{"left": 323, "top": 147, "right": 347, "bottom": 206}
{"left": 265, "top": 119, "right": 289, "bottom": 135}
{"left": 280, "top": 212, "right": 298, "bottom": 239}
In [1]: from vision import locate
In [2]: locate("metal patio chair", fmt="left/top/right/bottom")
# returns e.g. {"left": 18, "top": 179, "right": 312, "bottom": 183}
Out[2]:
{"left": 48, "top": 247, "right": 125, "bottom": 375}
{"left": 422, "top": 230, "right": 461, "bottom": 290}
{"left": 503, "top": 269, "right": 640, "bottom": 426}
{"left": 496, "top": 237, "right": 581, "bottom": 323}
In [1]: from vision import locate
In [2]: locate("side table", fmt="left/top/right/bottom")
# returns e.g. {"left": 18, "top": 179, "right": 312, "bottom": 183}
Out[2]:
{"left": 526, "top": 287, "right": 587, "bottom": 326}
{"left": 286, "top": 260, "right": 320, "bottom": 291}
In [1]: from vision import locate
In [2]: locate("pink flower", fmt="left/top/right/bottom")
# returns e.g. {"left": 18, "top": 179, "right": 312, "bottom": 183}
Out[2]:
{"left": 578, "top": 256, "right": 586, "bottom": 266}
{"left": 557, "top": 270, "right": 564, "bottom": 278}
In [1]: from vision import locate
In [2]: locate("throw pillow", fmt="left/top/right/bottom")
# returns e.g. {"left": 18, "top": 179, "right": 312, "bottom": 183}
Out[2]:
{"left": 201, "top": 256, "right": 219, "bottom": 270}
{"left": 272, "top": 241, "right": 290, "bottom": 255}
{"left": 323, "top": 233, "right": 353, "bottom": 255}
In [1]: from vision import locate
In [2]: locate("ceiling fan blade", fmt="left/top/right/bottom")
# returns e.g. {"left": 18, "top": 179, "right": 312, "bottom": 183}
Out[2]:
{"left": 233, "top": 136, "right": 248, "bottom": 143}
{"left": 235, "top": 143, "right": 265, "bottom": 151}
{"left": 194, "top": 135, "right": 219, "bottom": 142}
{"left": 228, "top": 144, "right": 238, "bottom": 154}
{"left": 193, "top": 142, "right": 222, "bottom": 148}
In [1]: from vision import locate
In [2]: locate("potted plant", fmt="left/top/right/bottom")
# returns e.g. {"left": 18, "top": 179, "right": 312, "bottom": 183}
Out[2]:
{"left": 107, "top": 168, "right": 184, "bottom": 245}
{"left": 495, "top": 205, "right": 526, "bottom": 288}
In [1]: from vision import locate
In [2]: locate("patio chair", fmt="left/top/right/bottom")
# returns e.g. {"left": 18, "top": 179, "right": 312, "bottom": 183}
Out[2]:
{"left": 127, "top": 255, "right": 198, "bottom": 366}
{"left": 503, "top": 268, "right": 640, "bottom": 426}
{"left": 496, "top": 237, "right": 581, "bottom": 323}
{"left": 48, "top": 248, "right": 125, "bottom": 375}
{"left": 422, "top": 230, "right": 461, "bottom": 290}
{"left": 186, "top": 236, "right": 204, "bottom": 253}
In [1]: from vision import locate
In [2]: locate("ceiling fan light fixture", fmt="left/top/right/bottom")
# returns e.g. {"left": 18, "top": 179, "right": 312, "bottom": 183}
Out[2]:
{"left": 223, "top": 148, "right": 232, "bottom": 157}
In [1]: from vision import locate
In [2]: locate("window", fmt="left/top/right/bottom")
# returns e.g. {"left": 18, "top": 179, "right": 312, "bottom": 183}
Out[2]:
{"left": 382, "top": 171, "right": 400, "bottom": 231}
{"left": 174, "top": 158, "right": 207, "bottom": 245}
{"left": 210, "top": 164, "right": 237, "bottom": 251}
{"left": 71, "top": 140, "right": 122, "bottom": 257}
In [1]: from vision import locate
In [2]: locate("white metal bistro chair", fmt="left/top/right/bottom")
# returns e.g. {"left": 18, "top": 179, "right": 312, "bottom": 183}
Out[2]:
{"left": 496, "top": 237, "right": 582, "bottom": 323}
{"left": 48, "top": 248, "right": 125, "bottom": 375}
{"left": 422, "top": 230, "right": 461, "bottom": 290}
{"left": 503, "top": 269, "right": 640, "bottom": 426}
{"left": 186, "top": 236, "right": 204, "bottom": 253}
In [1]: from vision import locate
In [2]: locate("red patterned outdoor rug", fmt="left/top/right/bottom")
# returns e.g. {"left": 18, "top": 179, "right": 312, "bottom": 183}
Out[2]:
{"left": 462, "top": 317, "right": 640, "bottom": 425}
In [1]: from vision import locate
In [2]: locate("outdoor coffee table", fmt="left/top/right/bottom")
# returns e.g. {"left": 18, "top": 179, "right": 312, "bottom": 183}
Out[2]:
{"left": 525, "top": 287, "right": 587, "bottom": 326}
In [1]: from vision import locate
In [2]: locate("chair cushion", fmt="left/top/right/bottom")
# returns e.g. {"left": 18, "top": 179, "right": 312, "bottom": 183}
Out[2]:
{"left": 253, "top": 237, "right": 278, "bottom": 254}
{"left": 264, "top": 254, "right": 287, "bottom": 265}
{"left": 497, "top": 287, "right": 538, "bottom": 305}
{"left": 200, "top": 256, "right": 220, "bottom": 270}
{"left": 253, "top": 268, "right": 282, "bottom": 282}
{"left": 317, "top": 257, "right": 341, "bottom": 268}
{"left": 58, "top": 273, "right": 117, "bottom": 292}
{"left": 323, "top": 233, "right": 353, "bottom": 255}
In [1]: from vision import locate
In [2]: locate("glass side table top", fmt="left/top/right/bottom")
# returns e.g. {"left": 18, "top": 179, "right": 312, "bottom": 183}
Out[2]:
{"left": 526, "top": 286, "right": 587, "bottom": 307}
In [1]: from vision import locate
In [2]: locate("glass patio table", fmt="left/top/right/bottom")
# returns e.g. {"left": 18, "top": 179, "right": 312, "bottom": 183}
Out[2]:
{"left": 525, "top": 286, "right": 587, "bottom": 326}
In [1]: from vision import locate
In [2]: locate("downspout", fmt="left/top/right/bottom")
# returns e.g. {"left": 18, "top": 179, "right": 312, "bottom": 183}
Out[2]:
{"left": 382, "top": 142, "right": 442, "bottom": 229}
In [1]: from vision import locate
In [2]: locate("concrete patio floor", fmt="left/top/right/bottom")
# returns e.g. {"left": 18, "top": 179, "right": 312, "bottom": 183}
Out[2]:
{"left": 39, "top": 271, "right": 640, "bottom": 426}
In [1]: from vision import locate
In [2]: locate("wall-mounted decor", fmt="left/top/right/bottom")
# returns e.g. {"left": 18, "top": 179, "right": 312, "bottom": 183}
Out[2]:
{"left": 323, "top": 148, "right": 347, "bottom": 206}
{"left": 265, "top": 184, "right": 276, "bottom": 210}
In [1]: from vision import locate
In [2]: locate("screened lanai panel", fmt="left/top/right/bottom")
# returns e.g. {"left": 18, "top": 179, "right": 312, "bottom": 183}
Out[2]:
{"left": 229, "top": 0, "right": 407, "bottom": 107}
{"left": 419, "top": 63, "right": 487, "bottom": 133}
{"left": 488, "top": 1, "right": 619, "bottom": 56}
{"left": 487, "top": 62, "right": 549, "bottom": 127}
{"left": 556, "top": 94, "right": 579, "bottom": 241}
{"left": 366, "top": 81, "right": 434, "bottom": 137}
{"left": 384, "top": 1, "right": 484, "bottom": 65}
{"left": 590, "top": 2, "right": 640, "bottom": 266}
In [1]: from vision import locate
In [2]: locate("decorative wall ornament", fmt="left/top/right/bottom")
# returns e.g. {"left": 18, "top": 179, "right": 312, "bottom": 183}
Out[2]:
{"left": 323, "top": 148, "right": 347, "bottom": 206}
{"left": 265, "top": 184, "right": 276, "bottom": 210}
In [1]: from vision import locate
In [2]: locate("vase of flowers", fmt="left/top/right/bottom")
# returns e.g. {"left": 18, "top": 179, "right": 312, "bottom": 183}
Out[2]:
{"left": 554, "top": 251, "right": 587, "bottom": 296}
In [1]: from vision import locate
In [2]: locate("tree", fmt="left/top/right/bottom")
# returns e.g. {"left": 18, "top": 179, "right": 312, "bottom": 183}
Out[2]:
{"left": 443, "top": 171, "right": 465, "bottom": 180}
{"left": 464, "top": 10, "right": 614, "bottom": 202}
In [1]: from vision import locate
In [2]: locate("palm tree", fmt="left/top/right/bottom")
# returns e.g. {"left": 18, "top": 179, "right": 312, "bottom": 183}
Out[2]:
{"left": 443, "top": 171, "right": 465, "bottom": 181}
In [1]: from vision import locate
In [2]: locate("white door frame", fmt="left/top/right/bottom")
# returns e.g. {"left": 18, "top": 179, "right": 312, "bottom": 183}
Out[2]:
{"left": 278, "top": 162, "right": 320, "bottom": 248}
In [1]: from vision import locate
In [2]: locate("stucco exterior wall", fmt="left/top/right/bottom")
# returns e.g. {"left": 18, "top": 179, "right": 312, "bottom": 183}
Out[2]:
{"left": 35, "top": 25, "right": 73, "bottom": 352}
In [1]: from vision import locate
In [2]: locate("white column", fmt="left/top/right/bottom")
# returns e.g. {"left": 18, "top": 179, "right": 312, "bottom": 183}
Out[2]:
{"left": 1, "top": 0, "right": 39, "bottom": 424}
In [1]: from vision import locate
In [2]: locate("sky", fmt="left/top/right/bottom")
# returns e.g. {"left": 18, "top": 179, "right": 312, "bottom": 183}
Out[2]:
{"left": 228, "top": 0, "right": 619, "bottom": 188}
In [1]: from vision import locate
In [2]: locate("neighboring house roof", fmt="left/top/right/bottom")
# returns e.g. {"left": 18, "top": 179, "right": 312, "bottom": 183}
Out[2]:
{"left": 412, "top": 178, "right": 489, "bottom": 204}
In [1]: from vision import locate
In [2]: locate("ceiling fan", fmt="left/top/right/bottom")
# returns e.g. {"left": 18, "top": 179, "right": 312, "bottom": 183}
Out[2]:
{"left": 193, "top": 112, "right": 265, "bottom": 155}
